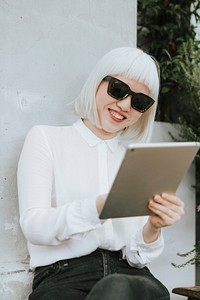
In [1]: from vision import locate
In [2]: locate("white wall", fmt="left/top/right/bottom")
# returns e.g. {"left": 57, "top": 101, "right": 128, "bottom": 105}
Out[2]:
{"left": 0, "top": 1, "right": 195, "bottom": 300}
{"left": 0, "top": 1, "right": 137, "bottom": 299}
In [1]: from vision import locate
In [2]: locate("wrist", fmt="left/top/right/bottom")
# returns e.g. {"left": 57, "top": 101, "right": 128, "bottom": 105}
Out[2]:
{"left": 143, "top": 220, "right": 161, "bottom": 243}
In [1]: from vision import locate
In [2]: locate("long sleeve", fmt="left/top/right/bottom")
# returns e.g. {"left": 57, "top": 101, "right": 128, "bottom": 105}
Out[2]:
{"left": 123, "top": 217, "right": 164, "bottom": 268}
{"left": 17, "top": 126, "right": 101, "bottom": 246}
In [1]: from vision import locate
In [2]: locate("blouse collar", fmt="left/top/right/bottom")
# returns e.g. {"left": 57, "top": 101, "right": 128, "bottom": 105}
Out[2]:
{"left": 73, "top": 119, "right": 119, "bottom": 152}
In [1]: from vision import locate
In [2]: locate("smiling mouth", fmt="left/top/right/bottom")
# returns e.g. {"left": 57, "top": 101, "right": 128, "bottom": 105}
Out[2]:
{"left": 109, "top": 109, "right": 126, "bottom": 121}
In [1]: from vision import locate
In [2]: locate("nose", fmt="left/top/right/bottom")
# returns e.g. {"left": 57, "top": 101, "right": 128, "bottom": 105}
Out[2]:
{"left": 116, "top": 96, "right": 131, "bottom": 112}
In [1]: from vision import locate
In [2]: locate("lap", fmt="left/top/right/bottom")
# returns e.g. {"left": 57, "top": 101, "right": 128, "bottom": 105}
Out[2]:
{"left": 28, "top": 250, "right": 169, "bottom": 300}
{"left": 86, "top": 273, "right": 170, "bottom": 300}
{"left": 29, "top": 285, "right": 87, "bottom": 300}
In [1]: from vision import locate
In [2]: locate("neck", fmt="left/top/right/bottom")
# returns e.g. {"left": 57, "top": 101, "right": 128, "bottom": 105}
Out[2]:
{"left": 83, "top": 119, "right": 116, "bottom": 140}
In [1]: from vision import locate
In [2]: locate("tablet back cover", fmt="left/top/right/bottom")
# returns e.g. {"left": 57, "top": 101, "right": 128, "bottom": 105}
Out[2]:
{"left": 100, "top": 142, "right": 199, "bottom": 219}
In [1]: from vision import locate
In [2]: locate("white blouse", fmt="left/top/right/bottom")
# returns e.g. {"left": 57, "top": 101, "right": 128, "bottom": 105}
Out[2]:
{"left": 17, "top": 119, "right": 164, "bottom": 269}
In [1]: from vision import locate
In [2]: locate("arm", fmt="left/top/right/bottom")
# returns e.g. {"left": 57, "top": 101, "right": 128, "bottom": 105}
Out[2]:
{"left": 125, "top": 193, "right": 184, "bottom": 268}
{"left": 17, "top": 126, "right": 101, "bottom": 246}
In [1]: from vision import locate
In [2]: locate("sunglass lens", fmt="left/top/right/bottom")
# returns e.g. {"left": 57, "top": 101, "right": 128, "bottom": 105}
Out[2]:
{"left": 131, "top": 94, "right": 153, "bottom": 112}
{"left": 110, "top": 81, "right": 128, "bottom": 99}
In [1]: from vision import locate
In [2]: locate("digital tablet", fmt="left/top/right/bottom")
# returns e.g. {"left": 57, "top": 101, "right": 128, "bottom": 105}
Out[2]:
{"left": 100, "top": 142, "right": 200, "bottom": 219}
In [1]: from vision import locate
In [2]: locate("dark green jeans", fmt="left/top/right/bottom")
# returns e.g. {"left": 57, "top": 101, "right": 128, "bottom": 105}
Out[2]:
{"left": 29, "top": 249, "right": 170, "bottom": 300}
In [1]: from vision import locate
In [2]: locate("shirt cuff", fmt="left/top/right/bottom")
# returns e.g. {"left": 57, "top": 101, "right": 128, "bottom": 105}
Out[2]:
{"left": 125, "top": 226, "right": 164, "bottom": 268}
{"left": 130, "top": 226, "right": 164, "bottom": 251}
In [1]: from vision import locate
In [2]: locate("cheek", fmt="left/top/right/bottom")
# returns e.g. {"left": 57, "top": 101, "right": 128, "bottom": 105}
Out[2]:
{"left": 128, "top": 111, "right": 143, "bottom": 125}
{"left": 95, "top": 90, "right": 109, "bottom": 112}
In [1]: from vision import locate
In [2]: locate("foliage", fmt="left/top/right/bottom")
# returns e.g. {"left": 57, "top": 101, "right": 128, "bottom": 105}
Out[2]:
{"left": 171, "top": 39, "right": 200, "bottom": 192}
{"left": 171, "top": 241, "right": 200, "bottom": 268}
{"left": 137, "top": 0, "right": 200, "bottom": 121}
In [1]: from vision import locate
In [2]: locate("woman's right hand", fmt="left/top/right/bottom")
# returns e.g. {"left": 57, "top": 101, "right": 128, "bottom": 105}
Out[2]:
{"left": 96, "top": 194, "right": 108, "bottom": 215}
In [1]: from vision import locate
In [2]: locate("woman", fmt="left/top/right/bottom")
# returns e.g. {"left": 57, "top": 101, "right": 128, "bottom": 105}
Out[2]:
{"left": 17, "top": 47, "right": 184, "bottom": 300}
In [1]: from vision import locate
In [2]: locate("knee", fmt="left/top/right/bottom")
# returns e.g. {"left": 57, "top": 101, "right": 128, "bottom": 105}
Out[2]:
{"left": 87, "top": 274, "right": 170, "bottom": 300}
{"left": 86, "top": 274, "right": 133, "bottom": 300}
{"left": 100, "top": 273, "right": 132, "bottom": 290}
{"left": 132, "top": 275, "right": 170, "bottom": 299}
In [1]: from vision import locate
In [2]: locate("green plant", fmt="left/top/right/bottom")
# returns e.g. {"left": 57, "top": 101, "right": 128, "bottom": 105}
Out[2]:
{"left": 170, "top": 39, "right": 200, "bottom": 191}
{"left": 172, "top": 242, "right": 200, "bottom": 268}
{"left": 137, "top": 0, "right": 200, "bottom": 121}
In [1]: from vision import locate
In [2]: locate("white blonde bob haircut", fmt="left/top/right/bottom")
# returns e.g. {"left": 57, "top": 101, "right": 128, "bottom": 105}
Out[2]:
{"left": 74, "top": 47, "right": 160, "bottom": 143}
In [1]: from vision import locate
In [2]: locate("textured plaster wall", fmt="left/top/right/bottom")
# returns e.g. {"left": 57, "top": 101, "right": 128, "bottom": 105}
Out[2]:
{"left": 0, "top": 1, "right": 195, "bottom": 300}
{"left": 0, "top": 1, "right": 137, "bottom": 299}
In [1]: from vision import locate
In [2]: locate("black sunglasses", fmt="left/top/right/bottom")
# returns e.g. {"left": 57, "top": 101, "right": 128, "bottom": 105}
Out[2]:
{"left": 103, "top": 76, "right": 155, "bottom": 113}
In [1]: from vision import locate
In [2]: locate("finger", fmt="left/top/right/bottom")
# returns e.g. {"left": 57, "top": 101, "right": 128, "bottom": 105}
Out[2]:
{"left": 149, "top": 199, "right": 183, "bottom": 221}
{"left": 161, "top": 193, "right": 184, "bottom": 207}
{"left": 153, "top": 194, "right": 185, "bottom": 215}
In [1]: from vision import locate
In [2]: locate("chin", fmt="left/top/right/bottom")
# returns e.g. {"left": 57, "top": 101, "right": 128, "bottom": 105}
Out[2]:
{"left": 103, "top": 126, "right": 123, "bottom": 135}
{"left": 100, "top": 120, "right": 125, "bottom": 135}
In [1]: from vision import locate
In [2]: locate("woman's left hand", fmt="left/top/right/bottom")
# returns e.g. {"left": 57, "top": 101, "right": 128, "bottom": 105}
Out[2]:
{"left": 148, "top": 193, "right": 185, "bottom": 229}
